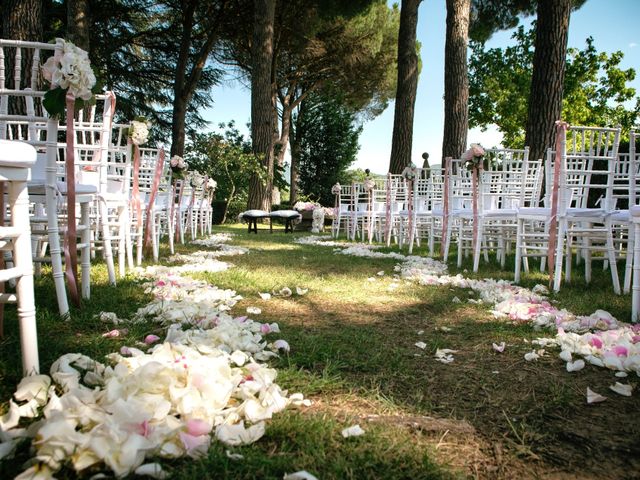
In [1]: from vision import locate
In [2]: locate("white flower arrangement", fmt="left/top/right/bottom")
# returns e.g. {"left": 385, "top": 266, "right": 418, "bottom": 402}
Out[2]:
{"left": 462, "top": 143, "right": 486, "bottom": 171}
{"left": 41, "top": 38, "right": 96, "bottom": 116}
{"left": 207, "top": 178, "right": 217, "bottom": 190}
{"left": 331, "top": 183, "right": 341, "bottom": 195}
{"left": 402, "top": 164, "right": 418, "bottom": 181}
{"left": 170, "top": 155, "right": 187, "bottom": 170}
{"left": 129, "top": 120, "right": 150, "bottom": 146}
{"left": 363, "top": 178, "right": 375, "bottom": 191}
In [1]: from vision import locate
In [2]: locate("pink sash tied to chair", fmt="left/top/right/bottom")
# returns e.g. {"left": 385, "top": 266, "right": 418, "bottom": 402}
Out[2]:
{"left": 547, "top": 121, "right": 569, "bottom": 287}
{"left": 130, "top": 139, "right": 142, "bottom": 228}
{"left": 384, "top": 173, "right": 392, "bottom": 245}
{"left": 143, "top": 148, "right": 165, "bottom": 251}
{"left": 64, "top": 93, "right": 80, "bottom": 307}
{"left": 471, "top": 161, "right": 483, "bottom": 254}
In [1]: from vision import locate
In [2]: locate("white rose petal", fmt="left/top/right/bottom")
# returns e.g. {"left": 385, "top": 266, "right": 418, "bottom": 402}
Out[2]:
{"left": 415, "top": 342, "right": 427, "bottom": 349}
{"left": 134, "top": 463, "right": 168, "bottom": 479}
{"left": 283, "top": 471, "right": 319, "bottom": 480}
{"left": 246, "top": 307, "right": 262, "bottom": 315}
{"left": 258, "top": 292, "right": 271, "bottom": 300}
{"left": 492, "top": 342, "right": 506, "bottom": 353}
{"left": 586, "top": 387, "right": 607, "bottom": 404}
{"left": 566, "top": 359, "right": 585, "bottom": 372}
{"left": 524, "top": 351, "right": 539, "bottom": 362}
{"left": 295, "top": 287, "right": 308, "bottom": 295}
{"left": 609, "top": 382, "right": 633, "bottom": 397}
{"left": 341, "top": 424, "right": 365, "bottom": 438}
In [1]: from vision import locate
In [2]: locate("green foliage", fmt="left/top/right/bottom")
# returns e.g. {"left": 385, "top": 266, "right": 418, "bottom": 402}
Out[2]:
{"left": 469, "top": 24, "right": 640, "bottom": 147}
{"left": 185, "top": 122, "right": 260, "bottom": 221}
{"left": 469, "top": 0, "right": 586, "bottom": 43}
{"left": 297, "top": 93, "right": 363, "bottom": 206}
{"left": 45, "top": 0, "right": 224, "bottom": 140}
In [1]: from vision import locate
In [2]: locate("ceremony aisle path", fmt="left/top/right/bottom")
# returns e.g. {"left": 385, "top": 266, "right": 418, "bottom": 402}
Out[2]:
{"left": 1, "top": 226, "right": 639, "bottom": 479}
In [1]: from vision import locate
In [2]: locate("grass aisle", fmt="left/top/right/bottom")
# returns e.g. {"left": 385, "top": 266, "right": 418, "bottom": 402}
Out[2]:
{"left": 1, "top": 224, "right": 639, "bottom": 479}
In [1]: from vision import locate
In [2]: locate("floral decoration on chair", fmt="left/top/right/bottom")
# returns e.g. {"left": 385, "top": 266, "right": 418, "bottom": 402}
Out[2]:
{"left": 41, "top": 39, "right": 97, "bottom": 117}
{"left": 170, "top": 155, "right": 189, "bottom": 180}
{"left": 363, "top": 177, "right": 375, "bottom": 191}
{"left": 206, "top": 178, "right": 217, "bottom": 191}
{"left": 129, "top": 119, "right": 150, "bottom": 146}
{"left": 331, "top": 183, "right": 341, "bottom": 195}
{"left": 462, "top": 143, "right": 486, "bottom": 171}
{"left": 402, "top": 163, "right": 418, "bottom": 181}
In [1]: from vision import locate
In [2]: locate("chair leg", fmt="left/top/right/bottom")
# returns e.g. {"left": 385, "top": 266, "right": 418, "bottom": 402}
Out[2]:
{"left": 632, "top": 222, "right": 640, "bottom": 322}
{"left": 46, "top": 194, "right": 69, "bottom": 316}
{"left": 553, "top": 221, "right": 566, "bottom": 292}
{"left": 606, "top": 219, "right": 621, "bottom": 295}
{"left": 11, "top": 179, "right": 39, "bottom": 374}
{"left": 98, "top": 199, "right": 116, "bottom": 285}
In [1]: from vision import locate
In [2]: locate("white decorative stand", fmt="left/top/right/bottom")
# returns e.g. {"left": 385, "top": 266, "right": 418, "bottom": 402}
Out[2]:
{"left": 311, "top": 208, "right": 325, "bottom": 233}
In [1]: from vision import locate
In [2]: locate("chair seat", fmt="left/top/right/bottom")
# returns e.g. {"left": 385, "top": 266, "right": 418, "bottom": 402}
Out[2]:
{"left": 564, "top": 207, "right": 606, "bottom": 218}
{"left": 610, "top": 210, "right": 629, "bottom": 222}
{"left": 630, "top": 205, "right": 640, "bottom": 219}
{"left": 28, "top": 181, "right": 98, "bottom": 196}
{"left": 0, "top": 140, "right": 37, "bottom": 168}
{"left": 517, "top": 207, "right": 550, "bottom": 218}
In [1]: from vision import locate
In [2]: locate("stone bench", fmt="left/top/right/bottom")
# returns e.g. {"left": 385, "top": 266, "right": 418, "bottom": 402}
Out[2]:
{"left": 239, "top": 209, "right": 302, "bottom": 234}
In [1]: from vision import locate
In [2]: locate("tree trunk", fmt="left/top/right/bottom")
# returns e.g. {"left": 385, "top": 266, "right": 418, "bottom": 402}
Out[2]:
{"left": 171, "top": 96, "right": 189, "bottom": 157}
{"left": 289, "top": 105, "right": 300, "bottom": 204}
{"left": 67, "top": 0, "right": 90, "bottom": 51}
{"left": 247, "top": 0, "right": 276, "bottom": 211}
{"left": 442, "top": 0, "right": 470, "bottom": 160}
{"left": 2, "top": 0, "right": 42, "bottom": 42}
{"left": 388, "top": 0, "right": 422, "bottom": 174}
{"left": 524, "top": 0, "right": 571, "bottom": 163}
{"left": 3, "top": 0, "right": 42, "bottom": 114}
{"left": 272, "top": 90, "right": 292, "bottom": 205}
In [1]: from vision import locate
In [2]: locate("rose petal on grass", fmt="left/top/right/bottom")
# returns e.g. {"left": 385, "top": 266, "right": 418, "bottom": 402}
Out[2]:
{"left": 283, "top": 471, "right": 319, "bottom": 480}
{"left": 586, "top": 387, "right": 607, "bottom": 404}
{"left": 492, "top": 342, "right": 506, "bottom": 353}
{"left": 246, "top": 307, "right": 262, "bottom": 315}
{"left": 524, "top": 351, "right": 539, "bottom": 361}
{"left": 341, "top": 424, "right": 365, "bottom": 438}
{"left": 134, "top": 463, "right": 168, "bottom": 479}
{"left": 144, "top": 334, "right": 161, "bottom": 345}
{"left": 258, "top": 292, "right": 271, "bottom": 300}
{"left": 415, "top": 342, "right": 427, "bottom": 349}
{"left": 566, "top": 359, "right": 585, "bottom": 372}
{"left": 295, "top": 287, "right": 308, "bottom": 295}
{"left": 225, "top": 450, "right": 244, "bottom": 460}
{"left": 609, "top": 382, "right": 633, "bottom": 397}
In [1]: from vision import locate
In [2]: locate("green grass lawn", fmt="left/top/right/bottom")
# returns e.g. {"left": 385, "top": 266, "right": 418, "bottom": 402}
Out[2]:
{"left": 1, "top": 224, "right": 638, "bottom": 479}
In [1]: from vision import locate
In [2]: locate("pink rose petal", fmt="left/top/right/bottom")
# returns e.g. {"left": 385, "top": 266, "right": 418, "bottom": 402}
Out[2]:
{"left": 144, "top": 334, "right": 161, "bottom": 345}
{"left": 186, "top": 419, "right": 212, "bottom": 437}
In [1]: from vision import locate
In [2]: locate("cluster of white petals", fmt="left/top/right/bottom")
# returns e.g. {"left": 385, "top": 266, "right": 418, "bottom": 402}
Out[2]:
{"left": 41, "top": 39, "right": 96, "bottom": 100}
{"left": 300, "top": 236, "right": 640, "bottom": 378}
{"left": 1, "top": 235, "right": 308, "bottom": 478}
{"left": 130, "top": 120, "right": 150, "bottom": 146}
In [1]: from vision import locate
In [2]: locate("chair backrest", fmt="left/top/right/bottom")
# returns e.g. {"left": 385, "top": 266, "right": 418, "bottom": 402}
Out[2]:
{"left": 554, "top": 125, "right": 621, "bottom": 214}
{"left": 0, "top": 39, "right": 62, "bottom": 188}
{"left": 479, "top": 147, "right": 530, "bottom": 212}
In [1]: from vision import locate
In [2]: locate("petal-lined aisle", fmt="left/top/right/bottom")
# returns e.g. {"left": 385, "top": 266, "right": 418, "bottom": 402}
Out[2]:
{"left": 0, "top": 234, "right": 308, "bottom": 479}
{"left": 296, "top": 236, "right": 640, "bottom": 380}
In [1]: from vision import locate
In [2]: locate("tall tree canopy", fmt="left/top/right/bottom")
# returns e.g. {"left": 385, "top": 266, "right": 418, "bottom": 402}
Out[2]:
{"left": 469, "top": 0, "right": 587, "bottom": 162}
{"left": 469, "top": 25, "right": 639, "bottom": 147}
{"left": 221, "top": 0, "right": 398, "bottom": 205}
{"left": 296, "top": 91, "right": 362, "bottom": 206}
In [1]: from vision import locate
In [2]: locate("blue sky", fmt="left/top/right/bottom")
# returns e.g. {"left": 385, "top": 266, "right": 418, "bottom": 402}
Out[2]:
{"left": 203, "top": 0, "right": 640, "bottom": 175}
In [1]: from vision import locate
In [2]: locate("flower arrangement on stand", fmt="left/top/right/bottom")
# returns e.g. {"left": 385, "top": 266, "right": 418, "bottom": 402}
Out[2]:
{"left": 206, "top": 178, "right": 217, "bottom": 191}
